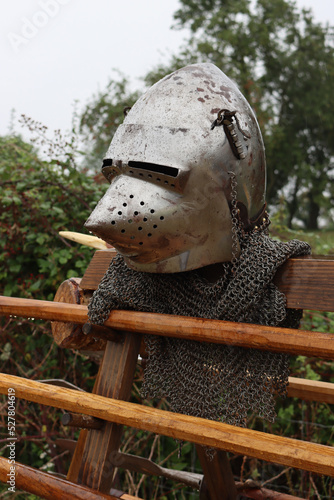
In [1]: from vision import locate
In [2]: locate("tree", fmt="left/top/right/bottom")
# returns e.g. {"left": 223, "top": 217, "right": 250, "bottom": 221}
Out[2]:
{"left": 267, "top": 13, "right": 334, "bottom": 228}
{"left": 79, "top": 76, "right": 140, "bottom": 172}
{"left": 146, "top": 0, "right": 334, "bottom": 228}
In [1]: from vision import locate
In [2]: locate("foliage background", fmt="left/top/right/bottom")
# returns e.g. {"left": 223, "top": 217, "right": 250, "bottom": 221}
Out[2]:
{"left": 1, "top": 0, "right": 334, "bottom": 498}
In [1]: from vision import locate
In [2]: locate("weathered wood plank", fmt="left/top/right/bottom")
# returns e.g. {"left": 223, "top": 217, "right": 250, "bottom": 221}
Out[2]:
{"left": 287, "top": 377, "right": 334, "bottom": 404}
{"left": 80, "top": 249, "right": 116, "bottom": 290}
{"left": 0, "top": 456, "right": 133, "bottom": 500}
{"left": 79, "top": 251, "right": 334, "bottom": 312}
{"left": 273, "top": 254, "right": 334, "bottom": 311}
{"left": 196, "top": 446, "right": 237, "bottom": 500}
{"left": 52, "top": 278, "right": 107, "bottom": 351}
{"left": 0, "top": 375, "right": 333, "bottom": 477}
{"left": 68, "top": 334, "right": 142, "bottom": 492}
{"left": 1, "top": 296, "right": 334, "bottom": 359}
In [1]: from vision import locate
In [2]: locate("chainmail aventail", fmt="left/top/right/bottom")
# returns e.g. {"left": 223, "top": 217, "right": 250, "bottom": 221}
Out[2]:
{"left": 87, "top": 229, "right": 310, "bottom": 427}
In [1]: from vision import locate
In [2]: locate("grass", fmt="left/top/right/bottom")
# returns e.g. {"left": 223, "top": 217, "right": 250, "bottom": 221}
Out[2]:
{"left": 270, "top": 218, "right": 334, "bottom": 255}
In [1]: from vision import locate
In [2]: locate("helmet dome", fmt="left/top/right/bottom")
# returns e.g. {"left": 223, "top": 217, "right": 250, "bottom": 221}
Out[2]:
{"left": 85, "top": 63, "right": 266, "bottom": 273}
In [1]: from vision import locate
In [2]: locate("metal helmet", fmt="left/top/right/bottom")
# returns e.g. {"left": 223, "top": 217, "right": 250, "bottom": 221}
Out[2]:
{"left": 85, "top": 63, "right": 266, "bottom": 273}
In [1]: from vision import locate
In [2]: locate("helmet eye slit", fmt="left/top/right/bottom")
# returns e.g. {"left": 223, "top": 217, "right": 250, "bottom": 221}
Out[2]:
{"left": 128, "top": 161, "right": 179, "bottom": 178}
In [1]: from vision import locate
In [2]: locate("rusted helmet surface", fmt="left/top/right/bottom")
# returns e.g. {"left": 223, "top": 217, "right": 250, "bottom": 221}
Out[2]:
{"left": 85, "top": 63, "right": 266, "bottom": 273}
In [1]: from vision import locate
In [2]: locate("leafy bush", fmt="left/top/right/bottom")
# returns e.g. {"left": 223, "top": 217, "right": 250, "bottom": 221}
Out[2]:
{"left": 0, "top": 133, "right": 107, "bottom": 300}
{"left": 0, "top": 130, "right": 106, "bottom": 498}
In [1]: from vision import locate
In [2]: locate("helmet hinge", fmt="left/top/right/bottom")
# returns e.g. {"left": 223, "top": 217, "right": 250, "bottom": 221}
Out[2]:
{"left": 211, "top": 109, "right": 250, "bottom": 160}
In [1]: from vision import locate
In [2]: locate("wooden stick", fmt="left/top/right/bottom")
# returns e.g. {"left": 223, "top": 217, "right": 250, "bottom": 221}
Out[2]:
{"left": 1, "top": 295, "right": 334, "bottom": 359}
{"left": 287, "top": 377, "right": 334, "bottom": 404}
{"left": 0, "top": 456, "right": 133, "bottom": 500}
{"left": 67, "top": 334, "right": 142, "bottom": 492}
{"left": 59, "top": 231, "right": 109, "bottom": 250}
{"left": 62, "top": 412, "right": 104, "bottom": 430}
{"left": 0, "top": 374, "right": 333, "bottom": 477}
{"left": 112, "top": 452, "right": 203, "bottom": 490}
{"left": 51, "top": 442, "right": 304, "bottom": 499}
{"left": 235, "top": 481, "right": 303, "bottom": 500}
{"left": 107, "top": 454, "right": 302, "bottom": 500}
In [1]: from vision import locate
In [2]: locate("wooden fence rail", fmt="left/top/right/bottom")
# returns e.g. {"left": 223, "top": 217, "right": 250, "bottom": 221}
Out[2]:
{"left": 1, "top": 295, "right": 334, "bottom": 359}
{"left": 0, "top": 374, "right": 333, "bottom": 477}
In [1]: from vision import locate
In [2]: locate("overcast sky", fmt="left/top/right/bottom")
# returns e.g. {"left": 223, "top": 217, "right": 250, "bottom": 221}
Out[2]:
{"left": 1, "top": 0, "right": 334, "bottom": 139}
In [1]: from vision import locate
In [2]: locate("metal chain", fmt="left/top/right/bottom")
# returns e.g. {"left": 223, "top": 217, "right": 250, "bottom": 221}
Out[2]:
{"left": 88, "top": 214, "right": 311, "bottom": 427}
{"left": 229, "top": 170, "right": 242, "bottom": 274}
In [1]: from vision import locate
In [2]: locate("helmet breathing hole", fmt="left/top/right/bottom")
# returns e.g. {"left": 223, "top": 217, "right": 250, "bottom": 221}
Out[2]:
{"left": 130, "top": 236, "right": 135, "bottom": 240}
{"left": 160, "top": 216, "right": 164, "bottom": 220}
{"left": 139, "top": 242, "right": 143, "bottom": 245}
{"left": 134, "top": 211, "right": 139, "bottom": 216}
{"left": 123, "top": 203, "right": 127, "bottom": 207}
{"left": 118, "top": 211, "right": 122, "bottom": 215}
{"left": 143, "top": 217, "right": 148, "bottom": 222}
{"left": 128, "top": 219, "right": 132, "bottom": 223}
{"left": 140, "top": 201, "right": 145, "bottom": 206}
{"left": 121, "top": 229, "right": 125, "bottom": 233}
{"left": 148, "top": 233, "right": 152, "bottom": 237}
{"left": 111, "top": 221, "right": 116, "bottom": 225}
{"left": 130, "top": 195, "right": 134, "bottom": 199}
{"left": 153, "top": 224, "right": 157, "bottom": 228}
{"left": 138, "top": 227, "right": 143, "bottom": 231}
{"left": 150, "top": 209, "right": 155, "bottom": 214}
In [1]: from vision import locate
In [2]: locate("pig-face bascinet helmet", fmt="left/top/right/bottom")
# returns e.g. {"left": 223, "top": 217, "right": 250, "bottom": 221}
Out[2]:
{"left": 85, "top": 63, "right": 266, "bottom": 273}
